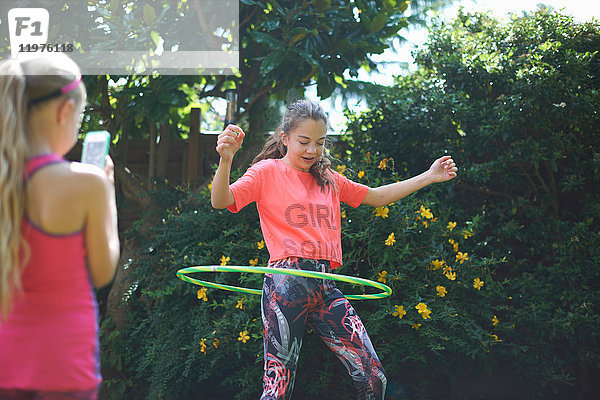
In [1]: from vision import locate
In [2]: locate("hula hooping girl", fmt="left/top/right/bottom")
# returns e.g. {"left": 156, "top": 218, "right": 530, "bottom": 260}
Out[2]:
{"left": 211, "top": 99, "right": 457, "bottom": 399}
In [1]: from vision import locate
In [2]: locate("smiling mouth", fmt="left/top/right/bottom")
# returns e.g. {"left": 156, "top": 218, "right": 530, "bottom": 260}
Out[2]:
{"left": 301, "top": 156, "right": 316, "bottom": 163}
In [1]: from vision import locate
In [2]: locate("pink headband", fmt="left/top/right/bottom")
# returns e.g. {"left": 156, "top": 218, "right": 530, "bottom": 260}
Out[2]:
{"left": 28, "top": 73, "right": 82, "bottom": 107}
{"left": 60, "top": 73, "right": 82, "bottom": 95}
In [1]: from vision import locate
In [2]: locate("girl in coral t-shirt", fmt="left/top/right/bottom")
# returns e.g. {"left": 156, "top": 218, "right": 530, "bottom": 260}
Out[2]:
{"left": 211, "top": 99, "right": 457, "bottom": 399}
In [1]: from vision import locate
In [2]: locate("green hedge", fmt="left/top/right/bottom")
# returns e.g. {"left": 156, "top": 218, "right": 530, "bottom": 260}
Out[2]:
{"left": 345, "top": 9, "right": 600, "bottom": 398}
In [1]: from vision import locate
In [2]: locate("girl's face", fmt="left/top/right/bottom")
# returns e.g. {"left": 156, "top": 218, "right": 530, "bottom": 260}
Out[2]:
{"left": 281, "top": 118, "right": 327, "bottom": 173}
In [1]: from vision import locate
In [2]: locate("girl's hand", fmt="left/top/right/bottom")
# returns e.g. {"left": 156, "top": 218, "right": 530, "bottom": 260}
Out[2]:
{"left": 104, "top": 155, "right": 115, "bottom": 185}
{"left": 216, "top": 124, "right": 245, "bottom": 162}
{"left": 429, "top": 155, "right": 458, "bottom": 183}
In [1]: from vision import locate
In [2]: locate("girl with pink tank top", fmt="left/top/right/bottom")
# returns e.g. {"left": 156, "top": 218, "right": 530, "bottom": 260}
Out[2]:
{"left": 0, "top": 54, "right": 119, "bottom": 399}
{"left": 211, "top": 100, "right": 458, "bottom": 399}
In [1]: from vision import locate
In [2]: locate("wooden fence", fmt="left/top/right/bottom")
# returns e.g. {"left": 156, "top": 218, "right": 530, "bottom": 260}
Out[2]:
{"left": 69, "top": 107, "right": 348, "bottom": 189}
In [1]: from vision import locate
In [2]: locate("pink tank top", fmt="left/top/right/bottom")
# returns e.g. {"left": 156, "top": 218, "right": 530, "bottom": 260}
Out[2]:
{"left": 0, "top": 154, "right": 101, "bottom": 391}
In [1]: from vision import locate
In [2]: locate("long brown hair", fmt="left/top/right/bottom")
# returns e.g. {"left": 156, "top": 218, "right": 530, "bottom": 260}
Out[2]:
{"left": 0, "top": 54, "right": 85, "bottom": 320}
{"left": 252, "top": 99, "right": 336, "bottom": 191}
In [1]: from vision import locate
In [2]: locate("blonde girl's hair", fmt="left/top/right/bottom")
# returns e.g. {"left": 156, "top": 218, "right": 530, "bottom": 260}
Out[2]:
{"left": 0, "top": 54, "right": 86, "bottom": 320}
{"left": 252, "top": 99, "right": 336, "bottom": 191}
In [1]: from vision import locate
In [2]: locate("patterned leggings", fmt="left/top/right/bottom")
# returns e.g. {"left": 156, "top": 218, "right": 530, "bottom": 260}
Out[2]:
{"left": 260, "top": 258, "right": 387, "bottom": 400}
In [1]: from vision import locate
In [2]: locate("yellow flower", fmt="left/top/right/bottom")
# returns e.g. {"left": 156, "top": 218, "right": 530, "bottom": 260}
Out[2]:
{"left": 212, "top": 338, "right": 220, "bottom": 349}
{"left": 375, "top": 206, "right": 389, "bottom": 219}
{"left": 249, "top": 258, "right": 259, "bottom": 266}
{"left": 341, "top": 210, "right": 347, "bottom": 219}
{"left": 238, "top": 330, "right": 250, "bottom": 343}
{"left": 220, "top": 255, "right": 230, "bottom": 266}
{"left": 447, "top": 221, "right": 457, "bottom": 231}
{"left": 197, "top": 287, "right": 208, "bottom": 301}
{"left": 445, "top": 271, "right": 457, "bottom": 281}
{"left": 492, "top": 315, "right": 499, "bottom": 327}
{"left": 377, "top": 270, "right": 388, "bottom": 283}
{"left": 236, "top": 299, "right": 244, "bottom": 310}
{"left": 392, "top": 305, "right": 407, "bottom": 319}
{"left": 385, "top": 232, "right": 396, "bottom": 246}
{"left": 207, "top": 181, "right": 213, "bottom": 191}
{"left": 456, "top": 252, "right": 469, "bottom": 264}
{"left": 473, "top": 278, "right": 484, "bottom": 290}
{"left": 415, "top": 302, "right": 432, "bottom": 319}
{"left": 431, "top": 259, "right": 445, "bottom": 271}
{"left": 449, "top": 239, "right": 459, "bottom": 252}
{"left": 417, "top": 205, "right": 434, "bottom": 219}
{"left": 257, "top": 240, "right": 265, "bottom": 250}
{"left": 411, "top": 323, "right": 422, "bottom": 330}
{"left": 462, "top": 229, "right": 474, "bottom": 239}
{"left": 424, "top": 217, "right": 437, "bottom": 228}
{"left": 442, "top": 264, "right": 453, "bottom": 275}
{"left": 200, "top": 338, "right": 207, "bottom": 354}
{"left": 491, "top": 334, "right": 502, "bottom": 343}
{"left": 357, "top": 170, "right": 365, "bottom": 179}
{"left": 336, "top": 165, "right": 347, "bottom": 174}
{"left": 436, "top": 285, "right": 447, "bottom": 297}
{"left": 378, "top": 158, "right": 388, "bottom": 170}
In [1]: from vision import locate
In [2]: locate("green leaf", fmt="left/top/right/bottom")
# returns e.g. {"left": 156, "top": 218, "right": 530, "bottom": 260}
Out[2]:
{"left": 314, "top": 0, "right": 332, "bottom": 12}
{"left": 240, "top": 0, "right": 264, "bottom": 5}
{"left": 143, "top": 3, "right": 156, "bottom": 26}
{"left": 289, "top": 32, "right": 307, "bottom": 46}
{"left": 265, "top": 19, "right": 281, "bottom": 32}
{"left": 370, "top": 13, "right": 388, "bottom": 33}
{"left": 250, "top": 31, "right": 284, "bottom": 49}
{"left": 150, "top": 30, "right": 161, "bottom": 47}
{"left": 400, "top": 0, "right": 410, "bottom": 13}
{"left": 288, "top": 47, "right": 319, "bottom": 68}
{"left": 110, "top": 0, "right": 121, "bottom": 14}
{"left": 260, "top": 50, "right": 285, "bottom": 76}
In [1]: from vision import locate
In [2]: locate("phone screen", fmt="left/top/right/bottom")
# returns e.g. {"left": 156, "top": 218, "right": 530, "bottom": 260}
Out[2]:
{"left": 81, "top": 131, "right": 110, "bottom": 168}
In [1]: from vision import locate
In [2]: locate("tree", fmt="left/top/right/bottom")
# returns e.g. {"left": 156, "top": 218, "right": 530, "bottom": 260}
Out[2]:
{"left": 75, "top": 0, "right": 456, "bottom": 168}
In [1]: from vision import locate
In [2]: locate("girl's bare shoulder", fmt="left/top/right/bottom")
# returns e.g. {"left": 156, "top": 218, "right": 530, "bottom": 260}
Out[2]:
{"left": 35, "top": 161, "right": 110, "bottom": 200}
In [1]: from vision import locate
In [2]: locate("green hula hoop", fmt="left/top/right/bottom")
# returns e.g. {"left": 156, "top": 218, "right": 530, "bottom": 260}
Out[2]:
{"left": 176, "top": 265, "right": 392, "bottom": 300}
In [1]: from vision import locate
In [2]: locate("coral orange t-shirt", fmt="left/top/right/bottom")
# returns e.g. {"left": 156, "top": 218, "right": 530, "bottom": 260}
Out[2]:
{"left": 228, "top": 159, "right": 368, "bottom": 268}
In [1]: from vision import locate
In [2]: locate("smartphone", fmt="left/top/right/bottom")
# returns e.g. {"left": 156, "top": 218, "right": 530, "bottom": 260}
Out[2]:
{"left": 81, "top": 130, "right": 111, "bottom": 168}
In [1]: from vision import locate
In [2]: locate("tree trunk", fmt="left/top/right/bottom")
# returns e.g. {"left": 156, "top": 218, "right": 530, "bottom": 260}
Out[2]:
{"left": 234, "top": 93, "right": 270, "bottom": 169}
{"left": 148, "top": 123, "right": 157, "bottom": 178}
{"left": 156, "top": 123, "right": 171, "bottom": 178}
{"left": 105, "top": 237, "right": 136, "bottom": 330}
{"left": 187, "top": 108, "right": 201, "bottom": 186}
{"left": 116, "top": 121, "right": 128, "bottom": 164}
{"left": 106, "top": 160, "right": 160, "bottom": 329}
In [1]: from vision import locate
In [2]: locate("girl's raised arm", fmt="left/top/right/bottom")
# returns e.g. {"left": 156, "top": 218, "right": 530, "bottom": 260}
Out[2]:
{"left": 211, "top": 124, "right": 245, "bottom": 209}
{"left": 83, "top": 157, "right": 120, "bottom": 288}
{"left": 362, "top": 155, "right": 457, "bottom": 207}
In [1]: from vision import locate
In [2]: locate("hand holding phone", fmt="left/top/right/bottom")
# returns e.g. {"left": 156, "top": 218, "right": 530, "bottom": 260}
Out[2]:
{"left": 81, "top": 130, "right": 111, "bottom": 168}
